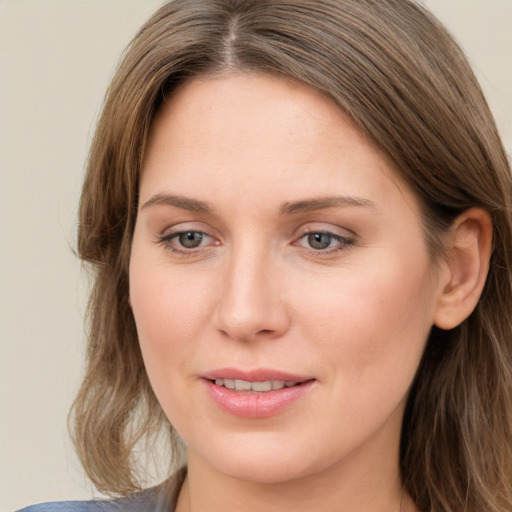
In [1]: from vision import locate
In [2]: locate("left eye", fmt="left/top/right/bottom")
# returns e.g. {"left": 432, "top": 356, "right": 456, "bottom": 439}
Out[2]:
{"left": 298, "top": 232, "right": 351, "bottom": 251}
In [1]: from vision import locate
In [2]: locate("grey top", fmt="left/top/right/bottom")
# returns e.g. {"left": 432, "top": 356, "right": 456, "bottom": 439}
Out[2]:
{"left": 17, "top": 470, "right": 185, "bottom": 512}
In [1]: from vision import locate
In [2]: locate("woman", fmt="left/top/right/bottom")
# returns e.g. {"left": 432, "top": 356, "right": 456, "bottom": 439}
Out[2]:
{"left": 19, "top": 0, "right": 512, "bottom": 511}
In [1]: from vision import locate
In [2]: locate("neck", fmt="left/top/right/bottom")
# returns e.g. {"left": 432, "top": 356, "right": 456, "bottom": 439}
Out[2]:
{"left": 175, "top": 442, "right": 417, "bottom": 512}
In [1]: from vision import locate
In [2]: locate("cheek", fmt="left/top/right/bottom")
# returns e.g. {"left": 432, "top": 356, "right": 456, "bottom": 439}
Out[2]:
{"left": 128, "top": 262, "right": 217, "bottom": 432}
{"left": 295, "top": 256, "right": 435, "bottom": 393}
{"left": 128, "top": 243, "right": 217, "bottom": 381}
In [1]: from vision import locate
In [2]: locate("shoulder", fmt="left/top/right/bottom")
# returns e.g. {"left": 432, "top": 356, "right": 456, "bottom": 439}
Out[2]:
{"left": 17, "top": 469, "right": 185, "bottom": 512}
{"left": 16, "top": 490, "right": 165, "bottom": 512}
{"left": 16, "top": 500, "right": 117, "bottom": 512}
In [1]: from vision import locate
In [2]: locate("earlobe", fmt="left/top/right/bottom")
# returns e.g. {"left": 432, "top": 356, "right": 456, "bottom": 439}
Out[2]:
{"left": 433, "top": 208, "right": 493, "bottom": 330}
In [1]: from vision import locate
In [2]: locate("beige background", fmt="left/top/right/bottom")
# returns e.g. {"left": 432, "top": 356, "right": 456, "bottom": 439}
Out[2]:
{"left": 0, "top": 1, "right": 510, "bottom": 510}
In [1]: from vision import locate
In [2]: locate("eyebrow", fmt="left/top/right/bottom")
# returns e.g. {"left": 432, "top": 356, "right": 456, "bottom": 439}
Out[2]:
{"left": 141, "top": 193, "right": 376, "bottom": 215}
{"left": 141, "top": 193, "right": 213, "bottom": 213}
{"left": 279, "top": 196, "right": 377, "bottom": 215}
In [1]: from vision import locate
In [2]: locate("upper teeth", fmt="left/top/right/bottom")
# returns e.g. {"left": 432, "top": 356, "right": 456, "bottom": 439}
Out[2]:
{"left": 215, "top": 379, "right": 298, "bottom": 392}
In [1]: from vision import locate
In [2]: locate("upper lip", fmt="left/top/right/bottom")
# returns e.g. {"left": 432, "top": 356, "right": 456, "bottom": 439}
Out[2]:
{"left": 202, "top": 368, "right": 314, "bottom": 383}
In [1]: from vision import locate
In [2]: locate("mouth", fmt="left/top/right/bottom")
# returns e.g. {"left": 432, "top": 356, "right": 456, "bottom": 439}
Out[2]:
{"left": 202, "top": 369, "right": 314, "bottom": 417}
{"left": 210, "top": 378, "right": 303, "bottom": 392}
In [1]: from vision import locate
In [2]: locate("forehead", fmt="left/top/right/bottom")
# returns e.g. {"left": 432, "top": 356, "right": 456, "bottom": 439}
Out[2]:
{"left": 149, "top": 73, "right": 378, "bottom": 157}
{"left": 141, "top": 72, "right": 413, "bottom": 213}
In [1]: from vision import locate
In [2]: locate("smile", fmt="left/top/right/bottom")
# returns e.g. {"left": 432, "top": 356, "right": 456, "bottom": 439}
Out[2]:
{"left": 203, "top": 371, "right": 315, "bottom": 418}
{"left": 213, "top": 379, "right": 299, "bottom": 392}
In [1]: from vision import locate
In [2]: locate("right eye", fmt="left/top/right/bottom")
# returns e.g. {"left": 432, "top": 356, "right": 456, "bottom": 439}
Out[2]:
{"left": 175, "top": 231, "right": 206, "bottom": 249}
{"left": 158, "top": 230, "right": 215, "bottom": 254}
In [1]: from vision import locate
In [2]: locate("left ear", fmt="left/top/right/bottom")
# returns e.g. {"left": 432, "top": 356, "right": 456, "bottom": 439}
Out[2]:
{"left": 433, "top": 208, "right": 493, "bottom": 330}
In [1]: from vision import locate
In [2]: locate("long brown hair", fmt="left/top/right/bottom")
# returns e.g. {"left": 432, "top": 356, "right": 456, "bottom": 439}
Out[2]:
{"left": 71, "top": 1, "right": 512, "bottom": 510}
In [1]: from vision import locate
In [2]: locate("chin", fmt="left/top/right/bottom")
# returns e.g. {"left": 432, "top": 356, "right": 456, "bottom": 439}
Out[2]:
{"left": 217, "top": 456, "right": 313, "bottom": 484}
{"left": 190, "top": 433, "right": 327, "bottom": 485}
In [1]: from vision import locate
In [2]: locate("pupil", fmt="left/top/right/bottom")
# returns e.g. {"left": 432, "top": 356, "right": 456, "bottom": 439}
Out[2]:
{"left": 179, "top": 232, "right": 203, "bottom": 248}
{"left": 308, "top": 233, "right": 331, "bottom": 250}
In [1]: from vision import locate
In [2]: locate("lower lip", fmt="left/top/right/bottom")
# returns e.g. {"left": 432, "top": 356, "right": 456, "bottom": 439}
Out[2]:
{"left": 203, "top": 379, "right": 315, "bottom": 418}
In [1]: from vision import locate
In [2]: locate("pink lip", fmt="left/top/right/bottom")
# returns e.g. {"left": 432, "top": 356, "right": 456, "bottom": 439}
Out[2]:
{"left": 203, "top": 367, "right": 312, "bottom": 383}
{"left": 201, "top": 368, "right": 315, "bottom": 419}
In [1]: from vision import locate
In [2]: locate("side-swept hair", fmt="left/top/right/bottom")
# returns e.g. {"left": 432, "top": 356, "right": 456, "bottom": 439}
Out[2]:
{"left": 71, "top": 1, "right": 512, "bottom": 510}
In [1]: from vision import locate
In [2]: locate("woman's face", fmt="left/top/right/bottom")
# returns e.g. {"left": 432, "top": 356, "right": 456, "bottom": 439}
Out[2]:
{"left": 129, "top": 73, "right": 445, "bottom": 484}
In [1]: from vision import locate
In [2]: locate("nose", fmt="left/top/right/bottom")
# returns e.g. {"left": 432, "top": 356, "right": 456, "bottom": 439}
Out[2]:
{"left": 213, "top": 246, "right": 291, "bottom": 342}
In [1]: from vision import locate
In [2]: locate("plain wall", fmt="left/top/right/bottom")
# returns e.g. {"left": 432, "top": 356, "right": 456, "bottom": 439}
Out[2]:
{"left": 0, "top": 1, "right": 510, "bottom": 510}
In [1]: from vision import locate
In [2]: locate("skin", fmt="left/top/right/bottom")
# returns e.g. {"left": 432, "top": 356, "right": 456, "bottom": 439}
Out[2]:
{"left": 129, "top": 73, "right": 487, "bottom": 512}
